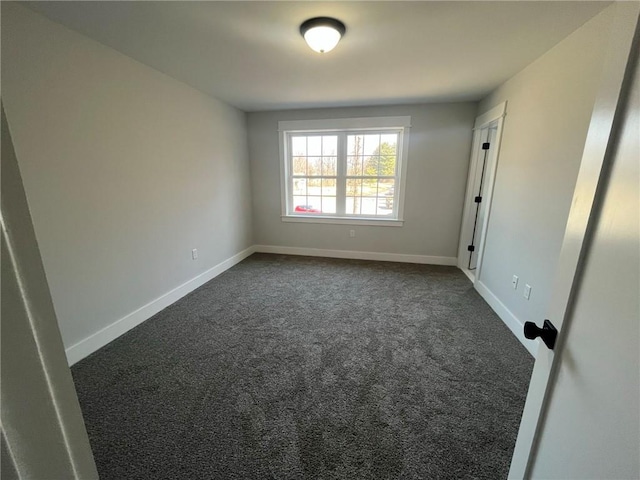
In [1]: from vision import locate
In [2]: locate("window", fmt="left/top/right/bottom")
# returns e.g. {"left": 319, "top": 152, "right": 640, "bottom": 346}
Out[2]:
{"left": 279, "top": 116, "right": 410, "bottom": 226}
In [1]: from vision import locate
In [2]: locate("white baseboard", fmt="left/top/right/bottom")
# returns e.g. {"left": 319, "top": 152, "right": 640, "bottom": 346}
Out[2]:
{"left": 460, "top": 267, "right": 475, "bottom": 283}
{"left": 475, "top": 280, "right": 537, "bottom": 357}
{"left": 65, "top": 244, "right": 533, "bottom": 365}
{"left": 65, "top": 246, "right": 256, "bottom": 366}
{"left": 253, "top": 245, "right": 457, "bottom": 266}
{"left": 64, "top": 245, "right": 462, "bottom": 365}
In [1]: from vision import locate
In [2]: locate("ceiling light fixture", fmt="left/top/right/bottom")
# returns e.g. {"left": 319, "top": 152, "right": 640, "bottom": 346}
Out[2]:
{"left": 300, "top": 17, "right": 346, "bottom": 54}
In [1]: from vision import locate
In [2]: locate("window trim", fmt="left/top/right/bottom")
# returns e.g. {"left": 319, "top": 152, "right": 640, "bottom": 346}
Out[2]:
{"left": 278, "top": 116, "right": 411, "bottom": 226}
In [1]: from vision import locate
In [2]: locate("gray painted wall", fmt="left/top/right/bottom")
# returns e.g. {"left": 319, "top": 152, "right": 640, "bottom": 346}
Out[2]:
{"left": 2, "top": 105, "right": 98, "bottom": 479}
{"left": 475, "top": 6, "right": 615, "bottom": 330}
{"left": 248, "top": 103, "right": 476, "bottom": 257}
{"left": 1, "top": 4, "right": 253, "bottom": 352}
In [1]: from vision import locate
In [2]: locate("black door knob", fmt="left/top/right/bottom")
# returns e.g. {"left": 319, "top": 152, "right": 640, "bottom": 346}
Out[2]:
{"left": 524, "top": 319, "right": 558, "bottom": 350}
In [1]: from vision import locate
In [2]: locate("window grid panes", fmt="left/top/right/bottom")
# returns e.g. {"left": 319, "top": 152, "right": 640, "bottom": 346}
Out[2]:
{"left": 345, "top": 133, "right": 397, "bottom": 217}
{"left": 291, "top": 135, "right": 338, "bottom": 215}
{"left": 288, "top": 130, "right": 401, "bottom": 218}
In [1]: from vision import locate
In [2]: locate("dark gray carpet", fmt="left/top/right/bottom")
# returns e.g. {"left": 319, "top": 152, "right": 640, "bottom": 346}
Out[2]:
{"left": 72, "top": 253, "right": 533, "bottom": 480}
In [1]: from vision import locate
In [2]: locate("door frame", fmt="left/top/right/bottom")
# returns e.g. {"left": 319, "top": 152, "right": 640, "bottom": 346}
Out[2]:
{"left": 509, "top": 4, "right": 640, "bottom": 478}
{"left": 457, "top": 101, "right": 506, "bottom": 283}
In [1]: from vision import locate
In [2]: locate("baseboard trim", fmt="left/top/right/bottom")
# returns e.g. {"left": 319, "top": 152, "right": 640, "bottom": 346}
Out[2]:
{"left": 65, "top": 246, "right": 256, "bottom": 366}
{"left": 253, "top": 245, "right": 457, "bottom": 266}
{"left": 65, "top": 245, "right": 535, "bottom": 364}
{"left": 64, "top": 245, "right": 466, "bottom": 365}
{"left": 460, "top": 267, "right": 475, "bottom": 283}
{"left": 475, "top": 280, "right": 537, "bottom": 357}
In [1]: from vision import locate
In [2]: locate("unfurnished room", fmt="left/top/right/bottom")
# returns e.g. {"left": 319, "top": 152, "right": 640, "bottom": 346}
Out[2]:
{"left": 2, "top": 1, "right": 639, "bottom": 479}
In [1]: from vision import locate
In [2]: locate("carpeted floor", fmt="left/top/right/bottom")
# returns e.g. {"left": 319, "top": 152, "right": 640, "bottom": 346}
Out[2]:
{"left": 72, "top": 253, "right": 534, "bottom": 480}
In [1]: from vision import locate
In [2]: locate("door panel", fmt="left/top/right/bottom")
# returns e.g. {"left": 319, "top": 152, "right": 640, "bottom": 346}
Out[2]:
{"left": 508, "top": 5, "right": 639, "bottom": 477}
{"left": 470, "top": 126, "right": 498, "bottom": 270}
{"left": 458, "top": 104, "right": 505, "bottom": 282}
{"left": 530, "top": 40, "right": 639, "bottom": 480}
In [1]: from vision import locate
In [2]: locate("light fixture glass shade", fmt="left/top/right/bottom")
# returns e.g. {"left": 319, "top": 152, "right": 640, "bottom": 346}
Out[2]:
{"left": 300, "top": 17, "right": 346, "bottom": 54}
{"left": 303, "top": 26, "right": 342, "bottom": 53}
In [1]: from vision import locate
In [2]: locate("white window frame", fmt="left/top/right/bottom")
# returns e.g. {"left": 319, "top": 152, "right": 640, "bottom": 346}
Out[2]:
{"left": 278, "top": 116, "right": 411, "bottom": 226}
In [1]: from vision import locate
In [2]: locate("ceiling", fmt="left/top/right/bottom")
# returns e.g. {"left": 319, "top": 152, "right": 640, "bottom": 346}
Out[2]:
{"left": 24, "top": 1, "right": 609, "bottom": 112}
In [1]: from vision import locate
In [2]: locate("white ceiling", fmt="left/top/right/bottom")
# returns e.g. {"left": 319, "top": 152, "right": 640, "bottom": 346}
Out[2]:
{"left": 24, "top": 1, "right": 609, "bottom": 112}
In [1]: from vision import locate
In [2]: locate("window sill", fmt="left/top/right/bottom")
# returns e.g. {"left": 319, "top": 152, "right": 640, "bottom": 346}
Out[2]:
{"left": 281, "top": 215, "right": 404, "bottom": 227}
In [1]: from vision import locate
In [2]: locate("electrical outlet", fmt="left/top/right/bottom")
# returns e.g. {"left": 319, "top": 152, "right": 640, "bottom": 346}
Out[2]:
{"left": 349, "top": 229, "right": 356, "bottom": 238}
{"left": 524, "top": 284, "right": 532, "bottom": 300}
{"left": 192, "top": 248, "right": 198, "bottom": 260}
{"left": 512, "top": 275, "right": 519, "bottom": 289}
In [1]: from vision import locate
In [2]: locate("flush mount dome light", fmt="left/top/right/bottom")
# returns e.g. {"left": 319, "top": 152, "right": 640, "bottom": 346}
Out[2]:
{"left": 300, "top": 17, "right": 346, "bottom": 53}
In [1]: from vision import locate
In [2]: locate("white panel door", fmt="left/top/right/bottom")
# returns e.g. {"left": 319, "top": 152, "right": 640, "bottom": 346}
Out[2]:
{"left": 530, "top": 39, "right": 639, "bottom": 479}
{"left": 508, "top": 4, "right": 639, "bottom": 477}
{"left": 469, "top": 126, "right": 497, "bottom": 270}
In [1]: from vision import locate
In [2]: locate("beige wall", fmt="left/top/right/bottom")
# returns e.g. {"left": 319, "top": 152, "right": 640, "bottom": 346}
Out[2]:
{"left": 475, "top": 5, "right": 615, "bottom": 330}
{"left": 1, "top": 4, "right": 253, "bottom": 352}
{"left": 248, "top": 103, "right": 477, "bottom": 258}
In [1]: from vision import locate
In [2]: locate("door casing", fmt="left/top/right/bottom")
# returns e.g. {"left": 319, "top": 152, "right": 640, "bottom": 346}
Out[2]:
{"left": 457, "top": 101, "right": 506, "bottom": 283}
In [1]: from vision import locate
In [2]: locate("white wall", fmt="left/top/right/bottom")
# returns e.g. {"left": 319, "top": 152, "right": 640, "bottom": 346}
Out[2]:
{"left": 248, "top": 103, "right": 476, "bottom": 259}
{"left": 1, "top": 4, "right": 253, "bottom": 358}
{"left": 475, "top": 6, "right": 615, "bottom": 334}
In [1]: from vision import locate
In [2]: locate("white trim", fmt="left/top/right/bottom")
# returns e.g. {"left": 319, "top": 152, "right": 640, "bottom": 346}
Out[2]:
{"left": 396, "top": 122, "right": 411, "bottom": 221}
{"left": 457, "top": 127, "right": 484, "bottom": 273}
{"left": 281, "top": 215, "right": 403, "bottom": 227}
{"left": 278, "top": 116, "right": 411, "bottom": 132}
{"left": 278, "top": 116, "right": 411, "bottom": 224}
{"left": 254, "top": 244, "right": 456, "bottom": 266}
{"left": 278, "top": 128, "right": 287, "bottom": 219}
{"left": 475, "top": 280, "right": 538, "bottom": 357}
{"left": 460, "top": 267, "right": 475, "bottom": 283}
{"left": 474, "top": 116, "right": 506, "bottom": 284}
{"left": 64, "top": 246, "right": 256, "bottom": 366}
{"left": 457, "top": 103, "right": 507, "bottom": 282}
{"left": 63, "top": 244, "right": 456, "bottom": 366}
{"left": 474, "top": 101, "right": 507, "bottom": 129}
{"left": 2, "top": 219, "right": 82, "bottom": 478}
